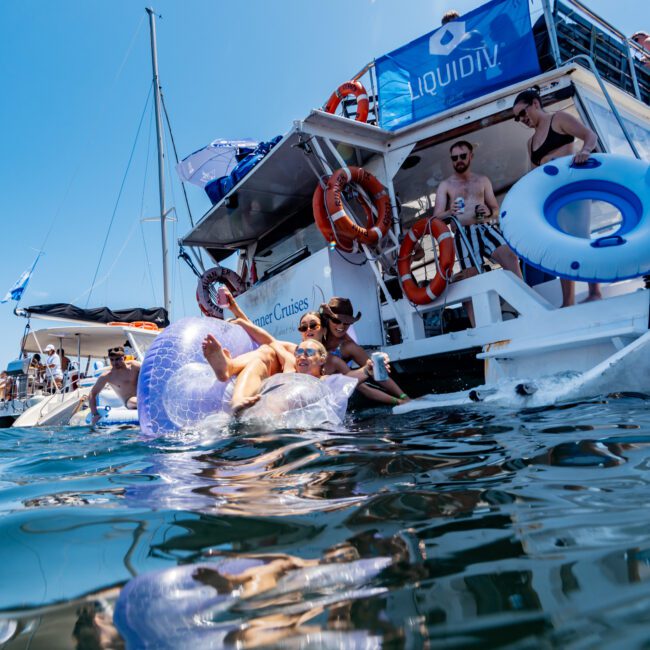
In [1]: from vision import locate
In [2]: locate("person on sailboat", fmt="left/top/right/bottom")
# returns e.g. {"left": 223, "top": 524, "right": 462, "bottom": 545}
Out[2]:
{"left": 88, "top": 347, "right": 141, "bottom": 425}
{"left": 44, "top": 344, "right": 63, "bottom": 391}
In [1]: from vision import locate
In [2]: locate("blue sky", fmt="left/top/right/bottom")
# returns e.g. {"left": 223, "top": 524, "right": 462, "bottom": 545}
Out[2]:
{"left": 0, "top": 0, "right": 642, "bottom": 367}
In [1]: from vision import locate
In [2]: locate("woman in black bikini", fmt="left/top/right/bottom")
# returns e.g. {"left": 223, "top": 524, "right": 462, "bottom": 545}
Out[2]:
{"left": 512, "top": 85, "right": 601, "bottom": 307}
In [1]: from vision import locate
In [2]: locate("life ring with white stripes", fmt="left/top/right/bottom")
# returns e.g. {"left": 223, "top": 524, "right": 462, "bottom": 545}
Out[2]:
{"left": 324, "top": 81, "right": 369, "bottom": 123}
{"left": 323, "top": 167, "right": 392, "bottom": 246}
{"left": 196, "top": 266, "right": 246, "bottom": 319}
{"left": 398, "top": 218, "right": 455, "bottom": 305}
{"left": 313, "top": 182, "right": 377, "bottom": 252}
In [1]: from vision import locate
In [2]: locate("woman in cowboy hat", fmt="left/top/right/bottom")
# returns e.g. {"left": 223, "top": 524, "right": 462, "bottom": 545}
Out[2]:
{"left": 319, "top": 297, "right": 409, "bottom": 405}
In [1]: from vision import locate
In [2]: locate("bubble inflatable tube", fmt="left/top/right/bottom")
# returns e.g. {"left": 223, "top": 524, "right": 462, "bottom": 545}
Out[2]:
{"left": 137, "top": 317, "right": 257, "bottom": 438}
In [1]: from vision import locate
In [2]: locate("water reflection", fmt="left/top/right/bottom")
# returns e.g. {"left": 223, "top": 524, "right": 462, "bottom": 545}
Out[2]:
{"left": 2, "top": 397, "right": 650, "bottom": 647}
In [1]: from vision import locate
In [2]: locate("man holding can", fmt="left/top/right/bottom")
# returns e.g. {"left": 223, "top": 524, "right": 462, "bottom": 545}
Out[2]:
{"left": 433, "top": 140, "right": 522, "bottom": 282}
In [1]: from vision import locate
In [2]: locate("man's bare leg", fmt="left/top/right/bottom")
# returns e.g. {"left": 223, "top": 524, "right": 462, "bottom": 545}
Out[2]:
{"left": 492, "top": 245, "right": 523, "bottom": 279}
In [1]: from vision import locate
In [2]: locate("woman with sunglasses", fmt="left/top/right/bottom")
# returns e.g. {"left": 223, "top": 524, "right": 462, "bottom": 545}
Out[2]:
{"left": 512, "top": 85, "right": 601, "bottom": 307}
{"left": 203, "top": 290, "right": 408, "bottom": 410}
{"left": 319, "top": 297, "right": 410, "bottom": 404}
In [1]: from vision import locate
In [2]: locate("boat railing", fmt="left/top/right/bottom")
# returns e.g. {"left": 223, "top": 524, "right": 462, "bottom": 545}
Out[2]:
{"left": 547, "top": 0, "right": 650, "bottom": 105}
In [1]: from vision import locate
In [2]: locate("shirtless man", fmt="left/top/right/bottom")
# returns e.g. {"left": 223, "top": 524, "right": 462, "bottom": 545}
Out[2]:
{"left": 89, "top": 346, "right": 141, "bottom": 425}
{"left": 434, "top": 140, "right": 522, "bottom": 324}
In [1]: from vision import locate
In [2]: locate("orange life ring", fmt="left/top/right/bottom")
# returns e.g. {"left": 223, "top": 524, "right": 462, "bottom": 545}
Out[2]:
{"left": 324, "top": 167, "right": 392, "bottom": 246}
{"left": 397, "top": 218, "right": 455, "bottom": 305}
{"left": 196, "top": 266, "right": 246, "bottom": 319}
{"left": 313, "top": 183, "right": 375, "bottom": 253}
{"left": 324, "top": 81, "right": 369, "bottom": 123}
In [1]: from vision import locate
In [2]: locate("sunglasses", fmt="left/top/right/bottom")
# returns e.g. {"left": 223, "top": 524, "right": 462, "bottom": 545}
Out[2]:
{"left": 514, "top": 106, "right": 529, "bottom": 122}
{"left": 294, "top": 347, "right": 320, "bottom": 358}
{"left": 109, "top": 355, "right": 124, "bottom": 362}
{"left": 298, "top": 321, "right": 320, "bottom": 333}
{"left": 450, "top": 153, "right": 468, "bottom": 161}
{"left": 329, "top": 317, "right": 350, "bottom": 326}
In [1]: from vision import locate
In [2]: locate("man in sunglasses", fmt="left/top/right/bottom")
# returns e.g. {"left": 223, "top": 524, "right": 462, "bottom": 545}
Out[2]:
{"left": 433, "top": 140, "right": 523, "bottom": 288}
{"left": 88, "top": 346, "right": 141, "bottom": 425}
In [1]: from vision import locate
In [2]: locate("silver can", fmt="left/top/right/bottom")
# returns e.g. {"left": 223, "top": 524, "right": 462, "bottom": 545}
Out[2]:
{"left": 454, "top": 196, "right": 465, "bottom": 214}
{"left": 371, "top": 352, "right": 389, "bottom": 382}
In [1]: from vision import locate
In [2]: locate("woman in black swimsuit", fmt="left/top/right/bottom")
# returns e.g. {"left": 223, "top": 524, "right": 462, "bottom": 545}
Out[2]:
{"left": 512, "top": 85, "right": 601, "bottom": 307}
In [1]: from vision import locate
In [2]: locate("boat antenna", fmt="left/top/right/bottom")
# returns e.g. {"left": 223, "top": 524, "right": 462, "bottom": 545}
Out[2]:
{"left": 146, "top": 7, "right": 171, "bottom": 317}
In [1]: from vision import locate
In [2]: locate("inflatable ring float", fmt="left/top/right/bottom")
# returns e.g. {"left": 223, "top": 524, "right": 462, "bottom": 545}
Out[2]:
{"left": 196, "top": 266, "right": 246, "bottom": 319}
{"left": 324, "top": 167, "right": 393, "bottom": 246}
{"left": 500, "top": 154, "right": 650, "bottom": 282}
{"left": 324, "top": 80, "right": 369, "bottom": 123}
{"left": 398, "top": 217, "right": 455, "bottom": 305}
{"left": 108, "top": 321, "right": 159, "bottom": 330}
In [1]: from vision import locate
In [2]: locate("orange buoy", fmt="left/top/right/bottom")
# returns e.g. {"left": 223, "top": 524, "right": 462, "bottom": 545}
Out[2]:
{"left": 324, "top": 81, "right": 369, "bottom": 123}
{"left": 397, "top": 218, "right": 455, "bottom": 305}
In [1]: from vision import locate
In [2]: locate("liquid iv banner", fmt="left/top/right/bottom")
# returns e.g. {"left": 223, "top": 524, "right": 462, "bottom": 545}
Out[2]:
{"left": 375, "top": 0, "right": 540, "bottom": 130}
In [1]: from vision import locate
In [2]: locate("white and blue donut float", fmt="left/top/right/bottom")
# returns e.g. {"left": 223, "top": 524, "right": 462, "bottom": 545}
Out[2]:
{"left": 500, "top": 154, "right": 650, "bottom": 282}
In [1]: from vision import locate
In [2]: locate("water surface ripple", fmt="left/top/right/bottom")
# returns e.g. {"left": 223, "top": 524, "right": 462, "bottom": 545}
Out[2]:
{"left": 1, "top": 394, "right": 650, "bottom": 648}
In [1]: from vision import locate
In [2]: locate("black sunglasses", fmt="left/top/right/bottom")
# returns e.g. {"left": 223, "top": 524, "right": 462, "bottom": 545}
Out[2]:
{"left": 514, "top": 106, "right": 529, "bottom": 122}
{"left": 298, "top": 321, "right": 320, "bottom": 333}
{"left": 450, "top": 153, "right": 468, "bottom": 161}
{"left": 109, "top": 355, "right": 124, "bottom": 362}
{"left": 294, "top": 347, "right": 319, "bottom": 358}
{"left": 329, "top": 317, "right": 350, "bottom": 326}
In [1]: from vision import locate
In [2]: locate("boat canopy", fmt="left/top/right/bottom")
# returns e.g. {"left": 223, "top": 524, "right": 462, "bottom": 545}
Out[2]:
{"left": 21, "top": 325, "right": 158, "bottom": 358}
{"left": 19, "top": 303, "right": 169, "bottom": 327}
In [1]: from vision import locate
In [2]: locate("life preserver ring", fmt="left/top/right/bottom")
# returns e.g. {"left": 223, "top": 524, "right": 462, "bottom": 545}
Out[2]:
{"left": 397, "top": 218, "right": 455, "bottom": 305}
{"left": 196, "top": 266, "right": 246, "bottom": 319}
{"left": 313, "top": 183, "right": 377, "bottom": 252}
{"left": 324, "top": 81, "right": 369, "bottom": 123}
{"left": 500, "top": 154, "right": 650, "bottom": 282}
{"left": 108, "top": 321, "right": 159, "bottom": 330}
{"left": 323, "top": 167, "right": 392, "bottom": 246}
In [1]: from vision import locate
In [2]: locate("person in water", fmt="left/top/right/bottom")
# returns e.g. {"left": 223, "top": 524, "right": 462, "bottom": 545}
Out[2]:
{"left": 319, "top": 297, "right": 410, "bottom": 403}
{"left": 202, "top": 290, "right": 404, "bottom": 412}
{"left": 88, "top": 346, "right": 141, "bottom": 425}
{"left": 512, "top": 85, "right": 601, "bottom": 307}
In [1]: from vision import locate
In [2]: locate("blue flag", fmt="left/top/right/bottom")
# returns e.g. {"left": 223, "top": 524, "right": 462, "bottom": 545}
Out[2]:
{"left": 1, "top": 253, "right": 42, "bottom": 304}
{"left": 375, "top": 0, "right": 540, "bottom": 130}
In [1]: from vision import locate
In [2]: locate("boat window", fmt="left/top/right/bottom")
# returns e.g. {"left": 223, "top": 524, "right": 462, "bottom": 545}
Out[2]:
{"left": 579, "top": 87, "right": 650, "bottom": 159}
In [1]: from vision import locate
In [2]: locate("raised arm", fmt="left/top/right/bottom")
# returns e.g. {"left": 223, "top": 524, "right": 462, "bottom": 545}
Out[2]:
{"left": 230, "top": 318, "right": 276, "bottom": 345}
{"left": 222, "top": 288, "right": 250, "bottom": 322}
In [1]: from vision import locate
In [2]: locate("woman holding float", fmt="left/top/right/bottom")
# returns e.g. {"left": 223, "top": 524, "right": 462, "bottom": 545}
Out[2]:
{"left": 512, "top": 85, "right": 601, "bottom": 307}
{"left": 206, "top": 289, "right": 409, "bottom": 408}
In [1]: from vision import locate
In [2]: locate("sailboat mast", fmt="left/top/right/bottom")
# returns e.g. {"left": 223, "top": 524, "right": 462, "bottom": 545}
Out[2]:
{"left": 146, "top": 7, "right": 170, "bottom": 316}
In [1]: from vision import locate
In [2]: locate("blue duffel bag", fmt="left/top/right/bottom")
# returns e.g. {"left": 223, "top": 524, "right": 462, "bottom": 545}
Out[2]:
{"left": 231, "top": 153, "right": 264, "bottom": 184}
{"left": 205, "top": 175, "right": 234, "bottom": 205}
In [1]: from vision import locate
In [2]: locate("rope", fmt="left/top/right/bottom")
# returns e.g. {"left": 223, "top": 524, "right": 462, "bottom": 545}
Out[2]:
{"left": 86, "top": 86, "right": 152, "bottom": 306}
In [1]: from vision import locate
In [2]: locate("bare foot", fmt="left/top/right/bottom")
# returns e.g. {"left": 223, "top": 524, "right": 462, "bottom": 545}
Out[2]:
{"left": 231, "top": 394, "right": 261, "bottom": 416}
{"left": 202, "top": 334, "right": 231, "bottom": 381}
{"left": 580, "top": 292, "right": 603, "bottom": 304}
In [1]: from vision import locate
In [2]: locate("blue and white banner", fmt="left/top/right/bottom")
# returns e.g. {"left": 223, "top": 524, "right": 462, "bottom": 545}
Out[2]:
{"left": 1, "top": 253, "right": 41, "bottom": 304}
{"left": 375, "top": 0, "right": 540, "bottom": 130}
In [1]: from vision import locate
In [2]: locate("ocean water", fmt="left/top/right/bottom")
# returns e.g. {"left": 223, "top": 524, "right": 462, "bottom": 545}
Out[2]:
{"left": 1, "top": 394, "right": 650, "bottom": 648}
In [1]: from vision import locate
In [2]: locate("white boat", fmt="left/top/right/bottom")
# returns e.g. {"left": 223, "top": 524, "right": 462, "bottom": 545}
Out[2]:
{"left": 8, "top": 320, "right": 159, "bottom": 428}
{"left": 177, "top": 0, "right": 649, "bottom": 413}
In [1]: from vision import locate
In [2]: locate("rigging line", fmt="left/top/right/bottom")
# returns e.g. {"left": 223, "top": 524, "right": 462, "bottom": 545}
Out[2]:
{"left": 38, "top": 14, "right": 147, "bottom": 255}
{"left": 160, "top": 93, "right": 197, "bottom": 229}
{"left": 163, "top": 125, "right": 179, "bottom": 308}
{"left": 139, "top": 97, "right": 158, "bottom": 304}
{"left": 85, "top": 86, "right": 153, "bottom": 307}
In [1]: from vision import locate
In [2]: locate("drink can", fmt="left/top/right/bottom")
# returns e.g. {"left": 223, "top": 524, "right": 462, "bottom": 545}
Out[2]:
{"left": 454, "top": 197, "right": 465, "bottom": 214}
{"left": 216, "top": 286, "right": 228, "bottom": 306}
{"left": 371, "top": 352, "right": 389, "bottom": 382}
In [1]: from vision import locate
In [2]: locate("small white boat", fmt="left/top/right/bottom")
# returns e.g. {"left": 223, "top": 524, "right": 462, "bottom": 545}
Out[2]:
{"left": 9, "top": 321, "right": 159, "bottom": 428}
